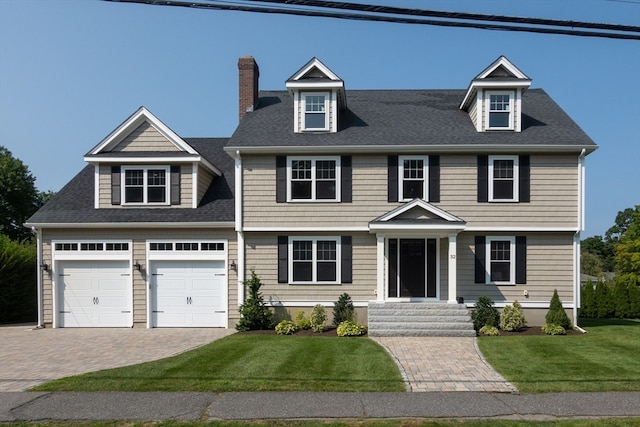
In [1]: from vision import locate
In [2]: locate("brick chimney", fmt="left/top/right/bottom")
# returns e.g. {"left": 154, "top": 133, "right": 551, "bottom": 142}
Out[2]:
{"left": 238, "top": 56, "right": 259, "bottom": 121}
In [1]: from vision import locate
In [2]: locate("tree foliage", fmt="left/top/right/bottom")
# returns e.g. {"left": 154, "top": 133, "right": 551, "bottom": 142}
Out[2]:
{"left": 236, "top": 271, "right": 273, "bottom": 331}
{"left": 0, "top": 235, "right": 37, "bottom": 323}
{"left": 0, "top": 146, "right": 50, "bottom": 241}
{"left": 545, "top": 289, "right": 571, "bottom": 329}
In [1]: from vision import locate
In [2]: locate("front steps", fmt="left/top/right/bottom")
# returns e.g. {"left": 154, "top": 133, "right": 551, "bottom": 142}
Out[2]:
{"left": 367, "top": 302, "right": 476, "bottom": 337}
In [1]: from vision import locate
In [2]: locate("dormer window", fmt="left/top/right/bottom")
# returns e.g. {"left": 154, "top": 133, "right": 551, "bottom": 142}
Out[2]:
{"left": 487, "top": 92, "right": 513, "bottom": 129}
{"left": 303, "top": 93, "right": 329, "bottom": 131}
{"left": 123, "top": 166, "right": 169, "bottom": 205}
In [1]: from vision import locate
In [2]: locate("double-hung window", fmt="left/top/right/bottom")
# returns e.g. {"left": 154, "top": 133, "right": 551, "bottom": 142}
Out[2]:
{"left": 303, "top": 93, "right": 329, "bottom": 131}
{"left": 486, "top": 91, "right": 513, "bottom": 130}
{"left": 288, "top": 157, "right": 340, "bottom": 201}
{"left": 489, "top": 155, "right": 519, "bottom": 202}
{"left": 123, "top": 166, "right": 169, "bottom": 205}
{"left": 290, "top": 237, "right": 339, "bottom": 283}
{"left": 486, "top": 236, "right": 516, "bottom": 284}
{"left": 399, "top": 156, "right": 428, "bottom": 201}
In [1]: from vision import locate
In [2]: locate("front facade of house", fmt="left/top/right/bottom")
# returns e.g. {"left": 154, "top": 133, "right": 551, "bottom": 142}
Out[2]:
{"left": 26, "top": 56, "right": 597, "bottom": 329}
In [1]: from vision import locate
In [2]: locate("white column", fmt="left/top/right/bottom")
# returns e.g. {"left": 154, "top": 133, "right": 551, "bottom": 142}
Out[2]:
{"left": 376, "top": 234, "right": 385, "bottom": 302}
{"left": 448, "top": 233, "right": 458, "bottom": 304}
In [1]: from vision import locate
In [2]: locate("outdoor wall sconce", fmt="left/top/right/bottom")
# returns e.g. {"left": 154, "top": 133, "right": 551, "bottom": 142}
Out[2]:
{"left": 133, "top": 261, "right": 142, "bottom": 271}
{"left": 41, "top": 263, "right": 49, "bottom": 272}
{"left": 230, "top": 260, "right": 237, "bottom": 272}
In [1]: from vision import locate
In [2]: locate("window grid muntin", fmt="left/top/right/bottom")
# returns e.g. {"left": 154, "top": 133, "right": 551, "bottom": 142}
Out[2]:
{"left": 486, "top": 91, "right": 514, "bottom": 129}
{"left": 486, "top": 237, "right": 515, "bottom": 284}
{"left": 489, "top": 155, "right": 519, "bottom": 202}
{"left": 399, "top": 156, "right": 428, "bottom": 201}
{"left": 288, "top": 157, "right": 340, "bottom": 202}
{"left": 303, "top": 93, "right": 328, "bottom": 130}
{"left": 290, "top": 237, "right": 340, "bottom": 284}
{"left": 122, "top": 166, "right": 169, "bottom": 205}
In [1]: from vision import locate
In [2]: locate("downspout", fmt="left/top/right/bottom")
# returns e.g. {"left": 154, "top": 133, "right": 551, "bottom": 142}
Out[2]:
{"left": 32, "top": 227, "right": 44, "bottom": 328}
{"left": 234, "top": 150, "right": 245, "bottom": 306}
{"left": 574, "top": 148, "right": 587, "bottom": 329}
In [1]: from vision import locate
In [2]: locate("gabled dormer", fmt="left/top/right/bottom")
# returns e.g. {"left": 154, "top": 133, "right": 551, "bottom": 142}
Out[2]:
{"left": 460, "top": 56, "right": 532, "bottom": 132}
{"left": 84, "top": 106, "right": 221, "bottom": 209}
{"left": 285, "top": 57, "right": 347, "bottom": 133}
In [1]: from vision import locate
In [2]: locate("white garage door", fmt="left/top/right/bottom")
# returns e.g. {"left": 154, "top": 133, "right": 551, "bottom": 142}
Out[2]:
{"left": 151, "top": 261, "right": 226, "bottom": 327}
{"left": 58, "top": 260, "right": 132, "bottom": 327}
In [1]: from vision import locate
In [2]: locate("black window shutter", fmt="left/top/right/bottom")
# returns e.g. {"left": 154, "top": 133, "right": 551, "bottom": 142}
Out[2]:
{"left": 388, "top": 155, "right": 398, "bottom": 202}
{"left": 519, "top": 155, "right": 530, "bottom": 203}
{"left": 276, "top": 156, "right": 286, "bottom": 203}
{"left": 170, "top": 165, "right": 181, "bottom": 205}
{"left": 516, "top": 236, "right": 527, "bottom": 284}
{"left": 277, "top": 236, "right": 288, "bottom": 283}
{"left": 475, "top": 236, "right": 486, "bottom": 284}
{"left": 111, "top": 166, "right": 121, "bottom": 205}
{"left": 429, "top": 155, "right": 440, "bottom": 203}
{"left": 341, "top": 156, "right": 352, "bottom": 203}
{"left": 341, "top": 236, "right": 352, "bottom": 283}
{"left": 477, "top": 155, "right": 488, "bottom": 203}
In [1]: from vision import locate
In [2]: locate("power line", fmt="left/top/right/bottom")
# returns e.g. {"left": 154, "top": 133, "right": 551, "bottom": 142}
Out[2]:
{"left": 103, "top": 0, "right": 640, "bottom": 40}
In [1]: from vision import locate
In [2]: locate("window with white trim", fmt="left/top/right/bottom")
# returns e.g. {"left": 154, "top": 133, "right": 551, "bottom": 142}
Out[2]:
{"left": 303, "top": 93, "right": 329, "bottom": 131}
{"left": 289, "top": 237, "right": 340, "bottom": 284}
{"left": 399, "top": 156, "right": 428, "bottom": 201}
{"left": 489, "top": 155, "right": 519, "bottom": 202}
{"left": 486, "top": 236, "right": 515, "bottom": 284}
{"left": 288, "top": 157, "right": 340, "bottom": 201}
{"left": 123, "top": 166, "right": 169, "bottom": 205}
{"left": 486, "top": 91, "right": 514, "bottom": 130}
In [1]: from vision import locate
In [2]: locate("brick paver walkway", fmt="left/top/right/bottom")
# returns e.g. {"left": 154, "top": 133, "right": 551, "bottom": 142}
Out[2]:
{"left": 373, "top": 336, "right": 517, "bottom": 393}
{"left": 0, "top": 325, "right": 234, "bottom": 392}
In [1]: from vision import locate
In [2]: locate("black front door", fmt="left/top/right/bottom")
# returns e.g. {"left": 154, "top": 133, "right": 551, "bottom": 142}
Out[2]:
{"left": 388, "top": 238, "right": 437, "bottom": 298}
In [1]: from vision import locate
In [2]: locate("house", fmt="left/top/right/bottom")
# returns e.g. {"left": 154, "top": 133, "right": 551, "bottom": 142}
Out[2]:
{"left": 26, "top": 55, "right": 597, "bottom": 332}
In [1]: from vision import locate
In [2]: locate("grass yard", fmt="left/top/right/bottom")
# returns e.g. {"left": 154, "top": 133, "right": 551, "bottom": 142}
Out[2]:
{"left": 30, "top": 334, "right": 405, "bottom": 392}
{"left": 478, "top": 318, "right": 640, "bottom": 393}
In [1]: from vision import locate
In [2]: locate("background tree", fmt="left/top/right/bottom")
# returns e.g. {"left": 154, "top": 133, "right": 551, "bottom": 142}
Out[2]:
{"left": 615, "top": 207, "right": 640, "bottom": 279}
{"left": 581, "top": 235, "right": 615, "bottom": 273}
{"left": 0, "top": 146, "right": 49, "bottom": 241}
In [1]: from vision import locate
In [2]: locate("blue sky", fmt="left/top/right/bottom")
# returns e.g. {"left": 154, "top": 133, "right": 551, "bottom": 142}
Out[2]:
{"left": 1, "top": 0, "right": 638, "bottom": 238}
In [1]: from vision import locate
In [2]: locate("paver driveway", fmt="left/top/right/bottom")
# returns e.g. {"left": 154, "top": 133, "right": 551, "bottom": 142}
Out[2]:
{"left": 0, "top": 325, "right": 235, "bottom": 392}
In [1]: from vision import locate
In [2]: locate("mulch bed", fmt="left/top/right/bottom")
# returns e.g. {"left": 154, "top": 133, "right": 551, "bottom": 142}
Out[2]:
{"left": 495, "top": 326, "right": 582, "bottom": 336}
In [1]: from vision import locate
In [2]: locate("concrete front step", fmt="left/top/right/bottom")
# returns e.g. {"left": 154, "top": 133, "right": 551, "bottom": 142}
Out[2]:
{"left": 367, "top": 302, "right": 476, "bottom": 337}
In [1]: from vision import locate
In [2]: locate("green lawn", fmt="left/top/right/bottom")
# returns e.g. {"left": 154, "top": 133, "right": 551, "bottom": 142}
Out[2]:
{"left": 478, "top": 318, "right": 640, "bottom": 393}
{"left": 30, "top": 334, "right": 405, "bottom": 392}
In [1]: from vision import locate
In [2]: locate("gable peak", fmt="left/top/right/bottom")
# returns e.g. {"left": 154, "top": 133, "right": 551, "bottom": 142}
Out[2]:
{"left": 286, "top": 57, "right": 343, "bottom": 83}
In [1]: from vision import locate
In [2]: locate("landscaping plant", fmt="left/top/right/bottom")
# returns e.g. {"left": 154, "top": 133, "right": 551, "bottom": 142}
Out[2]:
{"left": 275, "top": 320, "right": 298, "bottom": 335}
{"left": 333, "top": 293, "right": 355, "bottom": 326}
{"left": 541, "top": 323, "right": 566, "bottom": 335}
{"left": 294, "top": 310, "right": 311, "bottom": 330}
{"left": 236, "top": 271, "right": 274, "bottom": 331}
{"left": 336, "top": 320, "right": 367, "bottom": 337}
{"left": 471, "top": 296, "right": 500, "bottom": 331}
{"left": 545, "top": 289, "right": 571, "bottom": 330}
{"left": 310, "top": 304, "right": 327, "bottom": 332}
{"left": 500, "top": 300, "right": 526, "bottom": 332}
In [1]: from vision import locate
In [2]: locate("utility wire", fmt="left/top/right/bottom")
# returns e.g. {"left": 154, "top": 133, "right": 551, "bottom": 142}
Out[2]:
{"left": 103, "top": 0, "right": 640, "bottom": 40}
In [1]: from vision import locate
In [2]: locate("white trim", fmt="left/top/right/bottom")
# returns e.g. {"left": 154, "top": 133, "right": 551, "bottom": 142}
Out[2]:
{"left": 192, "top": 163, "right": 198, "bottom": 209}
{"left": 488, "top": 155, "right": 519, "bottom": 202}
{"left": 243, "top": 226, "right": 368, "bottom": 232}
{"left": 301, "top": 92, "right": 330, "bottom": 131}
{"left": 146, "top": 239, "right": 227, "bottom": 261}
{"left": 447, "top": 233, "right": 458, "bottom": 304}
{"left": 121, "top": 165, "right": 170, "bottom": 206}
{"left": 286, "top": 156, "right": 341, "bottom": 202}
{"left": 235, "top": 152, "right": 243, "bottom": 232}
{"left": 466, "top": 226, "right": 579, "bottom": 232}
{"left": 286, "top": 57, "right": 343, "bottom": 83}
{"left": 476, "top": 56, "right": 531, "bottom": 80}
{"left": 93, "top": 165, "right": 100, "bottom": 209}
{"left": 288, "top": 236, "right": 341, "bottom": 285}
{"left": 574, "top": 232, "right": 581, "bottom": 325}
{"left": 485, "top": 91, "right": 515, "bottom": 131}
{"left": 34, "top": 227, "right": 43, "bottom": 328}
{"left": 485, "top": 236, "right": 516, "bottom": 285}
{"left": 267, "top": 300, "right": 369, "bottom": 308}
{"left": 398, "top": 155, "right": 428, "bottom": 201}
{"left": 376, "top": 234, "right": 385, "bottom": 302}
{"left": 25, "top": 222, "right": 235, "bottom": 229}
{"left": 465, "top": 301, "right": 575, "bottom": 309}
{"left": 374, "top": 199, "right": 464, "bottom": 223}
{"left": 286, "top": 81, "right": 344, "bottom": 89}
{"left": 237, "top": 231, "right": 245, "bottom": 306}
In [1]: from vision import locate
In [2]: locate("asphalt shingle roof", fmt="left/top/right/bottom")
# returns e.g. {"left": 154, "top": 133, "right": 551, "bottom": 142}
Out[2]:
{"left": 227, "top": 89, "right": 597, "bottom": 149}
{"left": 26, "top": 138, "right": 234, "bottom": 225}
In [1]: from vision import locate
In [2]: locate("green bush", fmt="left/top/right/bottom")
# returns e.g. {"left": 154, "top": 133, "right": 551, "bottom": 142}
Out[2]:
{"left": 471, "top": 296, "right": 500, "bottom": 331}
{"left": 542, "top": 323, "right": 566, "bottom": 335}
{"left": 0, "top": 236, "right": 37, "bottom": 324}
{"left": 595, "top": 280, "right": 614, "bottom": 318}
{"left": 275, "top": 320, "right": 298, "bottom": 335}
{"left": 333, "top": 293, "right": 355, "bottom": 326}
{"left": 294, "top": 310, "right": 311, "bottom": 330}
{"left": 479, "top": 325, "right": 500, "bottom": 336}
{"left": 580, "top": 277, "right": 640, "bottom": 319}
{"left": 236, "top": 271, "right": 274, "bottom": 331}
{"left": 545, "top": 289, "right": 571, "bottom": 329}
{"left": 499, "top": 300, "right": 527, "bottom": 332}
{"left": 579, "top": 280, "right": 596, "bottom": 318}
{"left": 613, "top": 279, "right": 631, "bottom": 318}
{"left": 336, "top": 320, "right": 367, "bottom": 337}
{"left": 310, "top": 304, "right": 327, "bottom": 332}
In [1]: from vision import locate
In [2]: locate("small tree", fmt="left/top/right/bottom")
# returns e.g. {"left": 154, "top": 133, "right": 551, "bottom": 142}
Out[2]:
{"left": 310, "top": 304, "right": 327, "bottom": 332}
{"left": 500, "top": 300, "right": 526, "bottom": 332}
{"left": 236, "top": 271, "right": 273, "bottom": 331}
{"left": 595, "top": 280, "right": 614, "bottom": 318}
{"left": 471, "top": 296, "right": 500, "bottom": 331}
{"left": 333, "top": 293, "right": 355, "bottom": 326}
{"left": 545, "top": 289, "right": 571, "bottom": 329}
{"left": 579, "top": 280, "right": 596, "bottom": 318}
{"left": 613, "top": 278, "right": 631, "bottom": 318}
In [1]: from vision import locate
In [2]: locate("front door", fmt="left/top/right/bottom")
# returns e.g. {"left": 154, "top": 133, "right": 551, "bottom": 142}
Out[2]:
{"left": 388, "top": 238, "right": 437, "bottom": 298}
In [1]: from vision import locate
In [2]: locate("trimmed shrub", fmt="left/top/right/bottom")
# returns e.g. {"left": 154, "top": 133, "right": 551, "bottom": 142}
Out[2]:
{"left": 336, "top": 320, "right": 367, "bottom": 337}
{"left": 333, "top": 293, "right": 355, "bottom": 326}
{"left": 545, "top": 289, "right": 571, "bottom": 329}
{"left": 236, "top": 271, "right": 274, "bottom": 331}
{"left": 542, "top": 323, "right": 566, "bottom": 335}
{"left": 500, "top": 300, "right": 527, "bottom": 332}
{"left": 627, "top": 278, "right": 640, "bottom": 319}
{"left": 310, "top": 304, "right": 327, "bottom": 332}
{"left": 613, "top": 278, "right": 631, "bottom": 318}
{"left": 471, "top": 296, "right": 500, "bottom": 331}
{"left": 0, "top": 236, "right": 37, "bottom": 324}
{"left": 595, "top": 280, "right": 614, "bottom": 318}
{"left": 275, "top": 320, "right": 298, "bottom": 335}
{"left": 479, "top": 325, "right": 500, "bottom": 336}
{"left": 579, "top": 280, "right": 596, "bottom": 318}
{"left": 294, "top": 310, "right": 311, "bottom": 330}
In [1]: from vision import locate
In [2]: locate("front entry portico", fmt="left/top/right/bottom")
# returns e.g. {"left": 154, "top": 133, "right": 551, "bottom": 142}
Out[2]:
{"left": 369, "top": 199, "right": 466, "bottom": 303}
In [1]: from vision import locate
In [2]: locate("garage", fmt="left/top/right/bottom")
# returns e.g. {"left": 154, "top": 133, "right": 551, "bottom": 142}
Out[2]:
{"left": 150, "top": 260, "right": 227, "bottom": 327}
{"left": 57, "top": 260, "right": 132, "bottom": 327}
